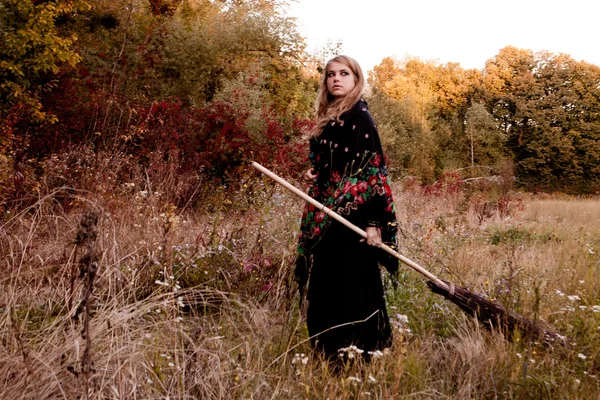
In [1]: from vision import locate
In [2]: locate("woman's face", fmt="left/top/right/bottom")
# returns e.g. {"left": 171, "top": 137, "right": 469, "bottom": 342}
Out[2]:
{"left": 326, "top": 61, "right": 356, "bottom": 99}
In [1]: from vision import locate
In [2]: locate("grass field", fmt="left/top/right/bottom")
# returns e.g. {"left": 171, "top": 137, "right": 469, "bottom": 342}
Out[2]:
{"left": 1, "top": 173, "right": 599, "bottom": 399}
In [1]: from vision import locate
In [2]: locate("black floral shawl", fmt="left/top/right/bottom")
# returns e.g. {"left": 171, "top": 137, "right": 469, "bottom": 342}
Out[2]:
{"left": 296, "top": 99, "right": 398, "bottom": 294}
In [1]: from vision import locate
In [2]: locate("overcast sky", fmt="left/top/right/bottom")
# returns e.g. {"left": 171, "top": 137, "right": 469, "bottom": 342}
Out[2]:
{"left": 287, "top": 0, "right": 600, "bottom": 73}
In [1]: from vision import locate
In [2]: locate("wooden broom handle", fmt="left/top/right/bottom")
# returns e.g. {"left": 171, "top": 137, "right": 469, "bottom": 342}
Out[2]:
{"left": 251, "top": 162, "right": 449, "bottom": 290}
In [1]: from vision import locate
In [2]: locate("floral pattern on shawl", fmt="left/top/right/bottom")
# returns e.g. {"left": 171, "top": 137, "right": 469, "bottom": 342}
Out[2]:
{"left": 296, "top": 100, "right": 398, "bottom": 294}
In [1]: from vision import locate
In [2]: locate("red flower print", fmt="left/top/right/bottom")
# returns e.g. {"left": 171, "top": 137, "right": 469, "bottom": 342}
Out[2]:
{"left": 384, "top": 184, "right": 392, "bottom": 196}
{"left": 357, "top": 181, "right": 368, "bottom": 193}
{"left": 314, "top": 212, "right": 325, "bottom": 223}
{"left": 381, "top": 175, "right": 387, "bottom": 184}
{"left": 368, "top": 175, "right": 378, "bottom": 186}
{"left": 312, "top": 226, "right": 321, "bottom": 236}
{"left": 343, "top": 181, "right": 353, "bottom": 193}
{"left": 356, "top": 196, "right": 365, "bottom": 205}
{"left": 331, "top": 171, "right": 341, "bottom": 183}
{"left": 309, "top": 204, "right": 315, "bottom": 212}
{"left": 350, "top": 185, "right": 358, "bottom": 197}
{"left": 385, "top": 204, "right": 393, "bottom": 213}
{"left": 372, "top": 154, "right": 381, "bottom": 167}
{"left": 334, "top": 188, "right": 341, "bottom": 198}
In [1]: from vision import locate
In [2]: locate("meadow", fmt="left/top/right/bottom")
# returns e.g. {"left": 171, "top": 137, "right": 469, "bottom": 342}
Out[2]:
{"left": 1, "top": 163, "right": 599, "bottom": 399}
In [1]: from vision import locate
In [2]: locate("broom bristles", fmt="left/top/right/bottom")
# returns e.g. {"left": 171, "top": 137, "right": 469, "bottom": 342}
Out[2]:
{"left": 426, "top": 279, "right": 568, "bottom": 346}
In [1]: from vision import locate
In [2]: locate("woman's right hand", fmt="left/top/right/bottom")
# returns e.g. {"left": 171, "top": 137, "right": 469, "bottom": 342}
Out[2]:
{"left": 303, "top": 168, "right": 317, "bottom": 183}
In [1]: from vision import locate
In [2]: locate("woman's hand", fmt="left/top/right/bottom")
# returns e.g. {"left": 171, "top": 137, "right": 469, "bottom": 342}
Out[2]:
{"left": 303, "top": 168, "right": 317, "bottom": 183}
{"left": 363, "top": 226, "right": 382, "bottom": 247}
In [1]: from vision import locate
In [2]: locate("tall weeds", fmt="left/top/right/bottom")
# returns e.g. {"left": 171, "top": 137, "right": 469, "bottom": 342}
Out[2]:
{"left": 1, "top": 154, "right": 599, "bottom": 398}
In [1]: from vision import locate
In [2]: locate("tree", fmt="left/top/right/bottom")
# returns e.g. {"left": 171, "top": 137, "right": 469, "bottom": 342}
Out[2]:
{"left": 368, "top": 56, "right": 481, "bottom": 180}
{"left": 483, "top": 46, "right": 600, "bottom": 191}
{"left": 0, "top": 0, "right": 90, "bottom": 122}
{"left": 464, "top": 102, "right": 506, "bottom": 169}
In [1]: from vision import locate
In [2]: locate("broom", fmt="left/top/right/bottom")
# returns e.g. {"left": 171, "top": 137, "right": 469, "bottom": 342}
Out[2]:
{"left": 251, "top": 162, "right": 567, "bottom": 345}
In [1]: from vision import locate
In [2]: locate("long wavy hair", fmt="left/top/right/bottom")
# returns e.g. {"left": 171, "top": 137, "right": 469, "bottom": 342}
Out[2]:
{"left": 309, "top": 55, "right": 365, "bottom": 138}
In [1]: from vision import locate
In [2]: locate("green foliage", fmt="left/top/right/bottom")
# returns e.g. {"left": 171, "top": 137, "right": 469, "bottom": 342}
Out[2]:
{"left": 0, "top": 0, "right": 90, "bottom": 122}
{"left": 483, "top": 47, "right": 600, "bottom": 192}
{"left": 465, "top": 102, "right": 508, "bottom": 168}
{"left": 368, "top": 57, "right": 482, "bottom": 182}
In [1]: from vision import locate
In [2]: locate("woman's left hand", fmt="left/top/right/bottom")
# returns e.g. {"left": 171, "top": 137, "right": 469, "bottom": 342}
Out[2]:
{"left": 363, "top": 226, "right": 382, "bottom": 247}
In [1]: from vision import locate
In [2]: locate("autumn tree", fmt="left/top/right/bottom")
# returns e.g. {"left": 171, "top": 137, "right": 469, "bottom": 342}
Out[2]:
{"left": 0, "top": 0, "right": 91, "bottom": 123}
{"left": 368, "top": 56, "right": 481, "bottom": 181}
{"left": 464, "top": 102, "right": 507, "bottom": 169}
{"left": 483, "top": 46, "right": 600, "bottom": 192}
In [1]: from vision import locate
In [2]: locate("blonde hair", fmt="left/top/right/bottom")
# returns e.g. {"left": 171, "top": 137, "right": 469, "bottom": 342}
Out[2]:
{"left": 310, "top": 55, "right": 365, "bottom": 138}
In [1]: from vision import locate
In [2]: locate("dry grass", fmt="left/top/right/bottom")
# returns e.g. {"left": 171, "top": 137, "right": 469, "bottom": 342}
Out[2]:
{"left": 1, "top": 172, "right": 600, "bottom": 399}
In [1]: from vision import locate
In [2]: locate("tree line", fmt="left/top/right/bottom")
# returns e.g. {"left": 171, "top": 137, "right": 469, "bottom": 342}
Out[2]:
{"left": 369, "top": 47, "right": 600, "bottom": 193}
{"left": 2, "top": 0, "right": 600, "bottom": 204}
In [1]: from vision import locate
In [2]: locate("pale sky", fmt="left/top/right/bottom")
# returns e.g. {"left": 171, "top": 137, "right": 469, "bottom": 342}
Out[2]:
{"left": 287, "top": 0, "right": 600, "bottom": 73}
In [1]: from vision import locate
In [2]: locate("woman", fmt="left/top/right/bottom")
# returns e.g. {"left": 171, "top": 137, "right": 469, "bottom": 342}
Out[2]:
{"left": 296, "top": 55, "right": 399, "bottom": 361}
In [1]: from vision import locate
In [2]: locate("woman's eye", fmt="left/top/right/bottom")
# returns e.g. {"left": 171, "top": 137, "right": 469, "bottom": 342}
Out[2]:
{"left": 341, "top": 71, "right": 349, "bottom": 76}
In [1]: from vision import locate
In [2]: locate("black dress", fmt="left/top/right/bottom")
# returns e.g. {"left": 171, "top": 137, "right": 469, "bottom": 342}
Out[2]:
{"left": 296, "top": 99, "right": 399, "bottom": 359}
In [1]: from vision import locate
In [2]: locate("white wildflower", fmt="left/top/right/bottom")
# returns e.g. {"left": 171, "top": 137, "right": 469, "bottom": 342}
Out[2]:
{"left": 568, "top": 295, "right": 581, "bottom": 302}
{"left": 291, "top": 353, "right": 308, "bottom": 366}
{"left": 578, "top": 353, "right": 587, "bottom": 360}
{"left": 368, "top": 374, "right": 377, "bottom": 383}
{"left": 395, "top": 314, "right": 409, "bottom": 324}
{"left": 368, "top": 350, "right": 384, "bottom": 358}
{"left": 338, "top": 345, "right": 364, "bottom": 359}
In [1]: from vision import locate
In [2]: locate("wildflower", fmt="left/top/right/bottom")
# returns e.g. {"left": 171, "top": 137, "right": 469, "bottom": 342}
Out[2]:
{"left": 516, "top": 353, "right": 522, "bottom": 358}
{"left": 346, "top": 376, "right": 362, "bottom": 383}
{"left": 575, "top": 379, "right": 581, "bottom": 384}
{"left": 338, "top": 345, "right": 364, "bottom": 359}
{"left": 395, "top": 314, "right": 409, "bottom": 324}
{"left": 367, "top": 350, "right": 384, "bottom": 358}
{"left": 592, "top": 305, "right": 600, "bottom": 313}
{"left": 556, "top": 290, "right": 565, "bottom": 297}
{"left": 368, "top": 374, "right": 377, "bottom": 383}
{"left": 291, "top": 353, "right": 308, "bottom": 365}
{"left": 578, "top": 353, "right": 587, "bottom": 360}
{"left": 567, "top": 295, "right": 581, "bottom": 302}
